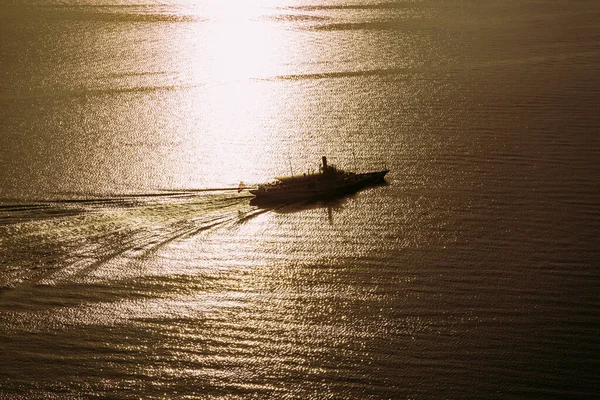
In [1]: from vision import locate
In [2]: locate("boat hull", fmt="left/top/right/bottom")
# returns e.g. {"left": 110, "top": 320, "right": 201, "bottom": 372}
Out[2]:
{"left": 249, "top": 170, "right": 388, "bottom": 203}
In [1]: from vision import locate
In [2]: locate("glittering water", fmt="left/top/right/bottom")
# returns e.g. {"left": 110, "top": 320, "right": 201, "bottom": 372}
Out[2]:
{"left": 1, "top": 0, "right": 599, "bottom": 398}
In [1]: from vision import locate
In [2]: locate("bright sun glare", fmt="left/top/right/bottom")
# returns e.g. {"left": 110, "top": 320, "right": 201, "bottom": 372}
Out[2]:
{"left": 174, "top": 1, "right": 290, "bottom": 186}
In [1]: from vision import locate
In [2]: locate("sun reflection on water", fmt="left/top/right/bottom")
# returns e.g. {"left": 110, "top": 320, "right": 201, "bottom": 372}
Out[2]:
{"left": 199, "top": 22, "right": 281, "bottom": 83}
{"left": 177, "top": 0, "right": 285, "bottom": 83}
{"left": 168, "top": 2, "right": 302, "bottom": 188}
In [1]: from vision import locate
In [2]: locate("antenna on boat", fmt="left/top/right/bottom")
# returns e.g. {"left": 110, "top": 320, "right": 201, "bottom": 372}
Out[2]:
{"left": 288, "top": 154, "right": 294, "bottom": 177}
{"left": 352, "top": 149, "right": 357, "bottom": 173}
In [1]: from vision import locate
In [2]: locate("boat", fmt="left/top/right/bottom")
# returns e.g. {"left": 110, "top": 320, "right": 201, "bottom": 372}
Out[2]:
{"left": 248, "top": 156, "right": 389, "bottom": 202}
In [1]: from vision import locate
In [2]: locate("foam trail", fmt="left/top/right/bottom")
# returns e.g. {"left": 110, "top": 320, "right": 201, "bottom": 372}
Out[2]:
{"left": 0, "top": 192, "right": 259, "bottom": 289}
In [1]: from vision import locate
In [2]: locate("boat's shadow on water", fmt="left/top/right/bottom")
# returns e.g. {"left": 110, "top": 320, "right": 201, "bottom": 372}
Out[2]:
{"left": 248, "top": 181, "right": 389, "bottom": 224}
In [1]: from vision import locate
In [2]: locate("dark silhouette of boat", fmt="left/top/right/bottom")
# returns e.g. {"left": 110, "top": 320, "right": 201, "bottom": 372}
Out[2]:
{"left": 248, "top": 156, "right": 388, "bottom": 203}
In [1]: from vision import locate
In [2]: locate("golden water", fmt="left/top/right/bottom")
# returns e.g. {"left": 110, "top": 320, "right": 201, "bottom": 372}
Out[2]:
{"left": 1, "top": 1, "right": 599, "bottom": 398}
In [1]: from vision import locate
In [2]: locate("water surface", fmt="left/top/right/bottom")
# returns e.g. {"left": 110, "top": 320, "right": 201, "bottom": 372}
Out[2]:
{"left": 1, "top": 0, "right": 599, "bottom": 398}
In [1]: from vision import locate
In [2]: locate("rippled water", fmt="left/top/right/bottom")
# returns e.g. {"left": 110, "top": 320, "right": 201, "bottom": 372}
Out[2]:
{"left": 1, "top": 0, "right": 599, "bottom": 398}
